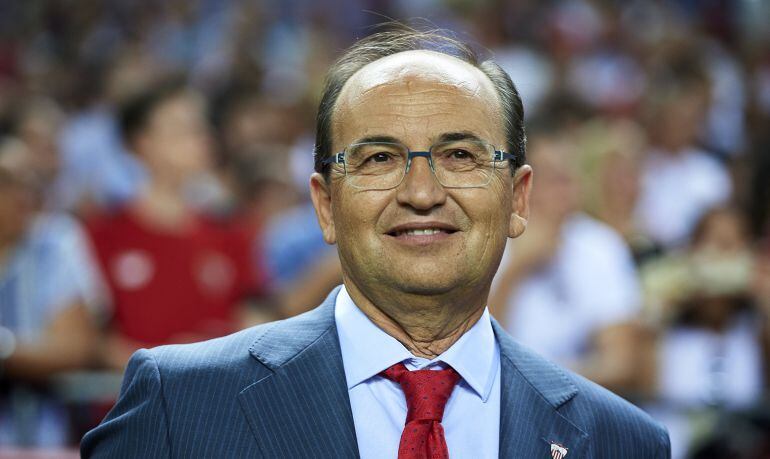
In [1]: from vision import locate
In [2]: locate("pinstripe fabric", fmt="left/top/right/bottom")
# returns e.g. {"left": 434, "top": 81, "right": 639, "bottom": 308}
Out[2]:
{"left": 493, "top": 318, "right": 670, "bottom": 458}
{"left": 82, "top": 287, "right": 670, "bottom": 458}
{"left": 238, "top": 326, "right": 358, "bottom": 458}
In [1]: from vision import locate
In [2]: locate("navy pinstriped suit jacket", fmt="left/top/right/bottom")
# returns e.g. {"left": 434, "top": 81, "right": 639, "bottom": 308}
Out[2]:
{"left": 81, "top": 287, "right": 670, "bottom": 458}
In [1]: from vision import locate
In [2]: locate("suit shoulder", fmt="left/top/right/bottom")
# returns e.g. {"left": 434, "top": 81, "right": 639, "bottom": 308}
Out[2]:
{"left": 144, "top": 296, "right": 338, "bottom": 377}
{"left": 496, "top": 330, "right": 669, "bottom": 456}
{"left": 146, "top": 320, "right": 281, "bottom": 376}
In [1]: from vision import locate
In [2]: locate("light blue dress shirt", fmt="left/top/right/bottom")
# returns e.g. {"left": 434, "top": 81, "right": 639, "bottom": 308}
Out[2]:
{"left": 334, "top": 285, "right": 501, "bottom": 459}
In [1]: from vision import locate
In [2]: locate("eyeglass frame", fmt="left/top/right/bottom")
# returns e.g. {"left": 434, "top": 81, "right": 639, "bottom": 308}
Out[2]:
{"left": 320, "top": 140, "right": 517, "bottom": 190}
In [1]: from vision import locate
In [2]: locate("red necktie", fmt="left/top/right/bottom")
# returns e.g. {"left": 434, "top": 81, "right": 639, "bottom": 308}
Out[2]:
{"left": 381, "top": 362, "right": 461, "bottom": 459}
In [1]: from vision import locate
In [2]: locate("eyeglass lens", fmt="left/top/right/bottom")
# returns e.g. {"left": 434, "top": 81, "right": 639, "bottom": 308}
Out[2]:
{"left": 343, "top": 141, "right": 499, "bottom": 190}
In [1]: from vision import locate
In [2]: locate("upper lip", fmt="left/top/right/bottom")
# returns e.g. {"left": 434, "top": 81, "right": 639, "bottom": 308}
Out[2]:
{"left": 386, "top": 221, "right": 460, "bottom": 235}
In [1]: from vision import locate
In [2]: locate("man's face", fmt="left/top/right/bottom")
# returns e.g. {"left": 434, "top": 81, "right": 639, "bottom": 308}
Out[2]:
{"left": 311, "top": 51, "right": 531, "bottom": 299}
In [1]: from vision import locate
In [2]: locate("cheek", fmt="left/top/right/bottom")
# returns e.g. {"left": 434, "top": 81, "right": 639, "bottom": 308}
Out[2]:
{"left": 333, "top": 188, "right": 385, "bottom": 243}
{"left": 485, "top": 176, "right": 514, "bottom": 224}
{"left": 458, "top": 180, "right": 511, "bottom": 237}
{"left": 331, "top": 191, "right": 393, "bottom": 277}
{"left": 164, "top": 140, "right": 209, "bottom": 172}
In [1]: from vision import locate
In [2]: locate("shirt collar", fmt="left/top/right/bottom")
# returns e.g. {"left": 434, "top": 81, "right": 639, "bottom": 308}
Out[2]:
{"left": 334, "top": 285, "right": 499, "bottom": 402}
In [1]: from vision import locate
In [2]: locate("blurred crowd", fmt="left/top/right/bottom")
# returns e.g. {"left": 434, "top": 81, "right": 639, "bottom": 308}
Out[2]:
{"left": 1, "top": 0, "right": 770, "bottom": 457}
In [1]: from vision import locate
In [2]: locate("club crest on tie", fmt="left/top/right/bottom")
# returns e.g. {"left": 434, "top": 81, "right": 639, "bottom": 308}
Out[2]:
{"left": 550, "top": 442, "right": 568, "bottom": 459}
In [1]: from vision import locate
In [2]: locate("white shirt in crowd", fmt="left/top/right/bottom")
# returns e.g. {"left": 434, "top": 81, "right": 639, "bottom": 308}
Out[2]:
{"left": 635, "top": 147, "right": 732, "bottom": 249}
{"left": 497, "top": 213, "right": 641, "bottom": 366}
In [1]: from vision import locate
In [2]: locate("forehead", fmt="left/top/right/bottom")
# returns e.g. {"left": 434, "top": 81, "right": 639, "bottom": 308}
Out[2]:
{"left": 333, "top": 50, "right": 504, "bottom": 147}
{"left": 149, "top": 92, "right": 205, "bottom": 124}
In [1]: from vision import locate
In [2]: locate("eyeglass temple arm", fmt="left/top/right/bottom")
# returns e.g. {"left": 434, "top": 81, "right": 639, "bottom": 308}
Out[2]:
{"left": 320, "top": 152, "right": 345, "bottom": 165}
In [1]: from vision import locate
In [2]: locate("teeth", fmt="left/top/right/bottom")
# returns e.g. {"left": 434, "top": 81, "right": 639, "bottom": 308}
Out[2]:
{"left": 398, "top": 228, "right": 443, "bottom": 236}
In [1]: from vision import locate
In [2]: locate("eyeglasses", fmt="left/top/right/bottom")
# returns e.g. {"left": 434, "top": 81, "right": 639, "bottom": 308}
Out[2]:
{"left": 321, "top": 139, "right": 515, "bottom": 190}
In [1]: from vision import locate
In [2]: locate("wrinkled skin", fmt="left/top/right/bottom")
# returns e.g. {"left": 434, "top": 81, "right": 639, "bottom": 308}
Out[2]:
{"left": 310, "top": 50, "right": 532, "bottom": 357}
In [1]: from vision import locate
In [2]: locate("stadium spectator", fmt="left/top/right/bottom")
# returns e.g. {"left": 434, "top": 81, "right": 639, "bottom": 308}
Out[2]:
{"left": 576, "top": 117, "right": 662, "bottom": 265}
{"left": 0, "top": 136, "right": 105, "bottom": 447}
{"left": 490, "top": 127, "right": 643, "bottom": 393}
{"left": 53, "top": 50, "right": 158, "bottom": 214}
{"left": 634, "top": 53, "right": 733, "bottom": 249}
{"left": 642, "top": 207, "right": 763, "bottom": 457}
{"left": 86, "top": 79, "right": 269, "bottom": 370}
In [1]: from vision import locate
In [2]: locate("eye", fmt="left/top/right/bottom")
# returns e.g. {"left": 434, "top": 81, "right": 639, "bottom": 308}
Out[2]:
{"left": 348, "top": 143, "right": 404, "bottom": 169}
{"left": 447, "top": 149, "right": 473, "bottom": 160}
{"left": 367, "top": 152, "right": 392, "bottom": 163}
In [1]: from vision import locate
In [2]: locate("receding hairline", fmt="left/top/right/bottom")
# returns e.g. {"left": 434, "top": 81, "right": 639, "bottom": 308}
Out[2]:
{"left": 330, "top": 50, "right": 505, "bottom": 144}
{"left": 314, "top": 28, "right": 526, "bottom": 175}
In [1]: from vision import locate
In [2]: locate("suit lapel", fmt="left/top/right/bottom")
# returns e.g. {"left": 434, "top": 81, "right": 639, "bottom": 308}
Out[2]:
{"left": 238, "top": 288, "right": 359, "bottom": 458}
{"left": 236, "top": 290, "right": 591, "bottom": 458}
{"left": 493, "top": 320, "right": 590, "bottom": 458}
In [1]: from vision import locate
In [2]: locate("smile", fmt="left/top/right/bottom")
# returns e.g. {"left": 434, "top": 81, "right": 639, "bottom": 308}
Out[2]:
{"left": 385, "top": 222, "right": 460, "bottom": 246}
{"left": 393, "top": 228, "right": 447, "bottom": 237}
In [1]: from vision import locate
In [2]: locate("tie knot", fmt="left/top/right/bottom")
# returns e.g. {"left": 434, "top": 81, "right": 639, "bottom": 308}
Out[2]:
{"left": 381, "top": 362, "right": 460, "bottom": 422}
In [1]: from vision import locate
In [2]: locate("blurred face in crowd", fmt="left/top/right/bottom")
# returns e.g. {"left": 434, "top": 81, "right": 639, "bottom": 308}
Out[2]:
{"left": 311, "top": 50, "right": 532, "bottom": 301}
{"left": 0, "top": 143, "right": 37, "bottom": 245}
{"left": 17, "top": 99, "right": 63, "bottom": 185}
{"left": 591, "top": 119, "right": 646, "bottom": 215}
{"left": 654, "top": 88, "right": 708, "bottom": 152}
{"left": 222, "top": 99, "right": 299, "bottom": 153}
{"left": 526, "top": 137, "right": 580, "bottom": 225}
{"left": 134, "top": 90, "right": 213, "bottom": 188}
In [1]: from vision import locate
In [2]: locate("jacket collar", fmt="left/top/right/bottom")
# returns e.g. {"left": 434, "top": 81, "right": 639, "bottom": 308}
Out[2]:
{"left": 240, "top": 286, "right": 589, "bottom": 458}
{"left": 239, "top": 287, "right": 359, "bottom": 458}
{"left": 247, "top": 287, "right": 340, "bottom": 369}
{"left": 492, "top": 318, "right": 590, "bottom": 457}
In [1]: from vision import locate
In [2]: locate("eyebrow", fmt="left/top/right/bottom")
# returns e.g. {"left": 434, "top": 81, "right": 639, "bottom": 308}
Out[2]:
{"left": 353, "top": 135, "right": 402, "bottom": 144}
{"left": 351, "top": 131, "right": 483, "bottom": 147}
{"left": 436, "top": 131, "right": 483, "bottom": 143}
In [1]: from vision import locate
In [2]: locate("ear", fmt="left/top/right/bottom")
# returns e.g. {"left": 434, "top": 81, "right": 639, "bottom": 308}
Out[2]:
{"left": 310, "top": 172, "right": 337, "bottom": 244}
{"left": 508, "top": 165, "right": 533, "bottom": 238}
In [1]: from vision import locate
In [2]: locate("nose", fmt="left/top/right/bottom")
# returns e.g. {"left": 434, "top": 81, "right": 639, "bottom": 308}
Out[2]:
{"left": 396, "top": 154, "right": 447, "bottom": 210}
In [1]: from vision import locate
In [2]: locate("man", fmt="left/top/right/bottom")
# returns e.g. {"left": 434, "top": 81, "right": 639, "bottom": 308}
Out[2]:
{"left": 82, "top": 29, "right": 670, "bottom": 458}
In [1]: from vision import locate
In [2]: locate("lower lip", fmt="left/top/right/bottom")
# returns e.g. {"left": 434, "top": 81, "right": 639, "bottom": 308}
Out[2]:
{"left": 385, "top": 231, "right": 456, "bottom": 246}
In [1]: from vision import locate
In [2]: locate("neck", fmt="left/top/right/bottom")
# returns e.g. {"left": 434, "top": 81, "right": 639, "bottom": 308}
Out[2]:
{"left": 343, "top": 278, "right": 487, "bottom": 359}
{"left": 132, "top": 180, "right": 193, "bottom": 231}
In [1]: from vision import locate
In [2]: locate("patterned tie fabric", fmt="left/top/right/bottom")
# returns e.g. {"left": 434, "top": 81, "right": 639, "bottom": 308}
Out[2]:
{"left": 380, "top": 362, "right": 461, "bottom": 459}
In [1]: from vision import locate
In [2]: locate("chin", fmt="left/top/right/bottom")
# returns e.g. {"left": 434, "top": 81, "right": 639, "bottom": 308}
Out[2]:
{"left": 386, "top": 274, "right": 466, "bottom": 297}
{"left": 400, "top": 284, "right": 453, "bottom": 296}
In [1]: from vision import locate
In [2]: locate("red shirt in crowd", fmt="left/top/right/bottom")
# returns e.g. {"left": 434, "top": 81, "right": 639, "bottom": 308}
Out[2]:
{"left": 86, "top": 208, "right": 264, "bottom": 347}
